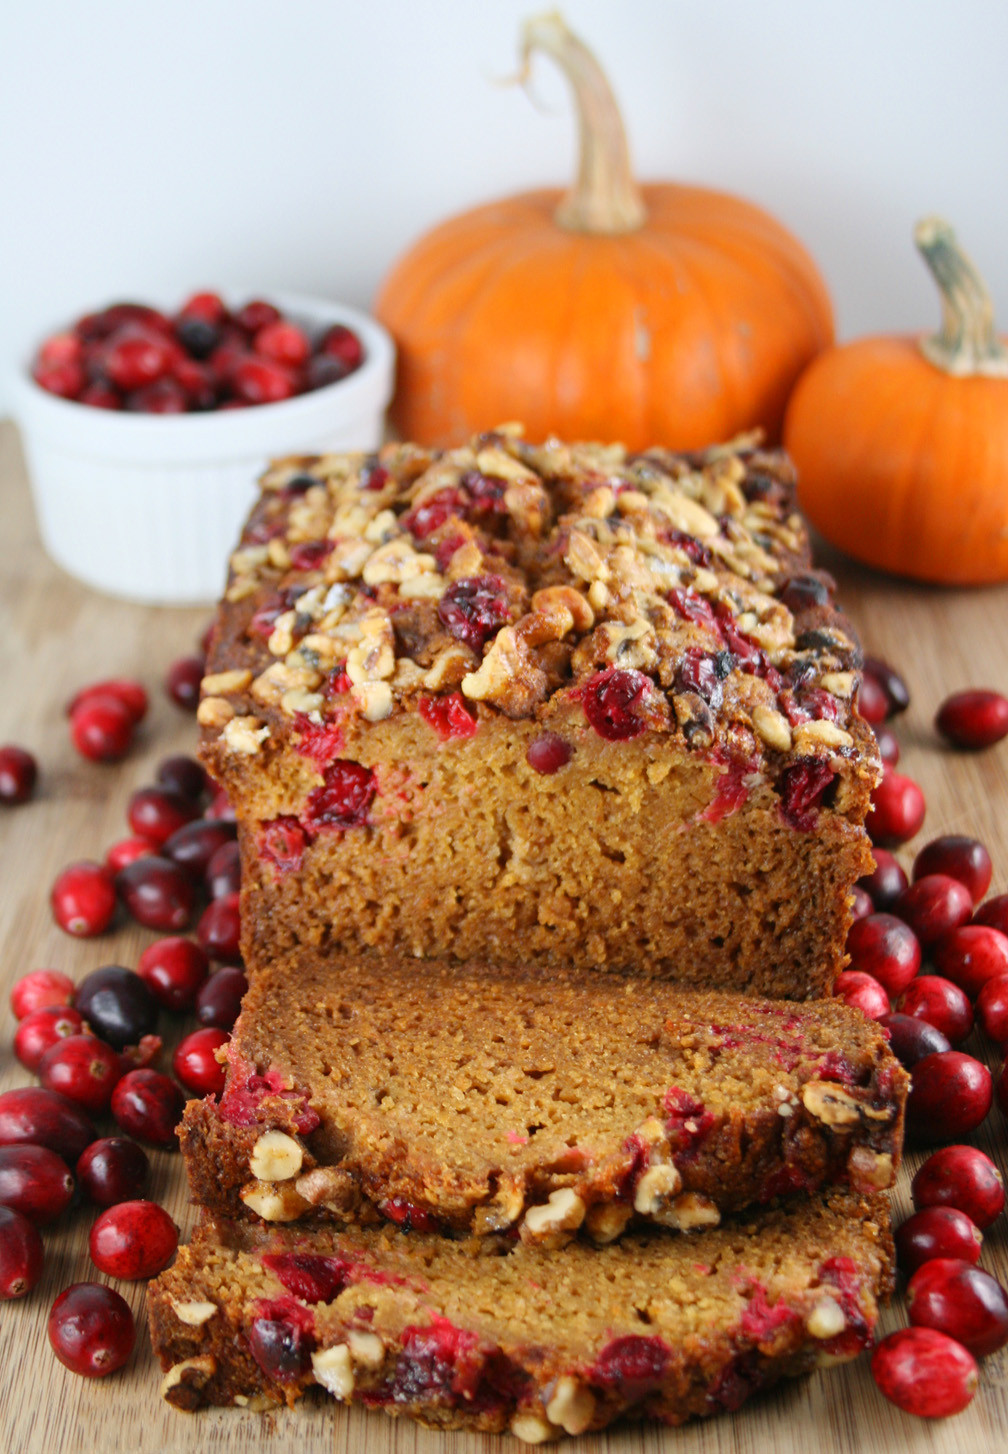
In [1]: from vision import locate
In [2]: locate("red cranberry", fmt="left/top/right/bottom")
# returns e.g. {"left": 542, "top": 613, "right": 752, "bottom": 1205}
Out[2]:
{"left": 76, "top": 1137, "right": 149, "bottom": 1207}
{"left": 998, "top": 1058, "right": 1008, "bottom": 1118}
{"left": 974, "top": 893, "right": 1008, "bottom": 937}
{"left": 0, "top": 1144, "right": 74, "bottom": 1222}
{"left": 10, "top": 968, "right": 75, "bottom": 1019}
{"left": 417, "top": 692, "right": 479, "bottom": 742}
{"left": 102, "top": 324, "right": 176, "bottom": 391}
{"left": 0, "top": 745, "right": 38, "bottom": 804}
{"left": 162, "top": 817, "right": 235, "bottom": 878}
{"left": 206, "top": 839, "right": 241, "bottom": 898}
{"left": 14, "top": 1004, "right": 86, "bottom": 1072}
{"left": 872, "top": 724, "right": 900, "bottom": 766}
{"left": 116, "top": 855, "right": 196, "bottom": 931}
{"left": 0, "top": 1205, "right": 44, "bottom": 1299}
{"left": 856, "top": 673, "right": 889, "bottom": 724}
{"left": 50, "top": 860, "right": 117, "bottom": 936}
{"left": 248, "top": 1312, "right": 310, "bottom": 1383}
{"left": 526, "top": 733, "right": 573, "bottom": 774}
{"left": 845, "top": 913, "right": 921, "bottom": 996}
{"left": 110, "top": 1069, "right": 184, "bottom": 1146}
{"left": 155, "top": 753, "right": 208, "bottom": 802}
{"left": 67, "top": 677, "right": 147, "bottom": 725}
{"left": 127, "top": 786, "right": 199, "bottom": 846}
{"left": 195, "top": 966, "right": 248, "bottom": 1031}
{"left": 908, "top": 1258, "right": 1008, "bottom": 1357}
{"left": 318, "top": 322, "right": 364, "bottom": 371}
{"left": 912, "top": 1146, "right": 1005, "bottom": 1229}
{"left": 583, "top": 667, "right": 652, "bottom": 740}
{"left": 896, "top": 976, "right": 974, "bottom": 1045}
{"left": 105, "top": 835, "right": 155, "bottom": 873}
{"left": 896, "top": 1206, "right": 983, "bottom": 1275}
{"left": 234, "top": 299, "right": 281, "bottom": 333}
{"left": 89, "top": 1199, "right": 178, "bottom": 1280}
{"left": 977, "top": 974, "right": 1008, "bottom": 1046}
{"left": 437, "top": 575, "right": 510, "bottom": 650}
{"left": 79, "top": 381, "right": 121, "bottom": 409}
{"left": 0, "top": 1087, "right": 96, "bottom": 1163}
{"left": 858, "top": 848, "right": 909, "bottom": 911}
{"left": 33, "top": 357, "right": 85, "bottom": 397}
{"left": 304, "top": 760, "right": 376, "bottom": 830}
{"left": 255, "top": 320, "right": 310, "bottom": 366}
{"left": 936, "top": 689, "right": 1008, "bottom": 750}
{"left": 164, "top": 654, "right": 205, "bottom": 710}
{"left": 833, "top": 969, "right": 890, "bottom": 1019}
{"left": 196, "top": 892, "right": 242, "bottom": 962}
{"left": 172, "top": 1027, "right": 228, "bottom": 1096}
{"left": 871, "top": 1327, "right": 977, "bottom": 1417}
{"left": 869, "top": 768, "right": 926, "bottom": 847}
{"left": 69, "top": 695, "right": 135, "bottom": 762}
{"left": 232, "top": 355, "right": 296, "bottom": 404}
{"left": 878, "top": 1012, "right": 951, "bottom": 1068}
{"left": 933, "top": 925, "right": 1008, "bottom": 1000}
{"left": 38, "top": 1035, "right": 122, "bottom": 1113}
{"left": 863, "top": 656, "right": 910, "bottom": 716}
{"left": 913, "top": 835, "right": 993, "bottom": 905}
{"left": 850, "top": 885, "right": 874, "bottom": 922}
{"left": 136, "top": 937, "right": 209, "bottom": 1011}
{"left": 905, "top": 1052, "right": 992, "bottom": 1145}
{"left": 178, "top": 291, "right": 228, "bottom": 325}
{"left": 893, "top": 874, "right": 973, "bottom": 947}
{"left": 48, "top": 1283, "right": 135, "bottom": 1377}
{"left": 205, "top": 785, "right": 236, "bottom": 822}
{"left": 73, "top": 965, "right": 158, "bottom": 1050}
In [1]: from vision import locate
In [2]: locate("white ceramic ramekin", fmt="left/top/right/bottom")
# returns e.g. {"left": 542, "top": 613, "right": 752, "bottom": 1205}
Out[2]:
{"left": 11, "top": 293, "right": 395, "bottom": 605}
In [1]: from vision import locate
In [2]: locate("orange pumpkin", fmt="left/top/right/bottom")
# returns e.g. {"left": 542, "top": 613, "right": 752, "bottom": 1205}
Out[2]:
{"left": 374, "top": 14, "right": 833, "bottom": 452}
{"left": 784, "top": 218, "right": 1008, "bottom": 585}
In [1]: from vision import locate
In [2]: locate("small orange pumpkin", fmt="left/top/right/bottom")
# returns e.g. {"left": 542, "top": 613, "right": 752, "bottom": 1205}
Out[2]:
{"left": 374, "top": 13, "right": 833, "bottom": 452}
{"left": 784, "top": 218, "right": 1008, "bottom": 585}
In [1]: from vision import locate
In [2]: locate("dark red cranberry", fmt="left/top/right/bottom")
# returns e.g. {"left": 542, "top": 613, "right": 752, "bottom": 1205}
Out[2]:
{"left": 417, "top": 692, "right": 479, "bottom": 742}
{"left": 582, "top": 668, "right": 652, "bottom": 741}
{"left": 248, "top": 1312, "right": 310, "bottom": 1382}
{"left": 873, "top": 724, "right": 900, "bottom": 766}
{"left": 871, "top": 1327, "right": 977, "bottom": 1417}
{"left": 0, "top": 745, "right": 38, "bottom": 804}
{"left": 89, "top": 1199, "right": 178, "bottom": 1279}
{"left": 162, "top": 817, "right": 235, "bottom": 879}
{"left": 524, "top": 732, "right": 572, "bottom": 775}
{"left": 305, "top": 354, "right": 353, "bottom": 389}
{"left": 858, "top": 848, "right": 909, "bottom": 911}
{"left": 78, "top": 381, "right": 121, "bottom": 409}
{"left": 76, "top": 302, "right": 172, "bottom": 341}
{"left": 73, "top": 965, "right": 158, "bottom": 1051}
{"left": 896, "top": 976, "right": 974, "bottom": 1045}
{"left": 896, "top": 1206, "right": 983, "bottom": 1275}
{"left": 48, "top": 1283, "right": 135, "bottom": 1377}
{"left": 155, "top": 753, "right": 208, "bottom": 802}
{"left": 10, "top": 968, "right": 75, "bottom": 1019}
{"left": 195, "top": 966, "right": 248, "bottom": 1031}
{"left": 0, "top": 1087, "right": 96, "bottom": 1163}
{"left": 116, "top": 855, "right": 197, "bottom": 931}
{"left": 318, "top": 323, "right": 364, "bottom": 371}
{"left": 845, "top": 913, "right": 920, "bottom": 996}
{"left": 38, "top": 1034, "right": 122, "bottom": 1113}
{"left": 33, "top": 357, "right": 85, "bottom": 398}
{"left": 862, "top": 656, "right": 910, "bottom": 717}
{"left": 911, "top": 1146, "right": 1005, "bottom": 1229}
{"left": 196, "top": 892, "right": 242, "bottom": 963}
{"left": 0, "top": 1144, "right": 74, "bottom": 1222}
{"left": 172, "top": 1027, "right": 228, "bottom": 1096}
{"left": 164, "top": 655, "right": 205, "bottom": 710}
{"left": 977, "top": 974, "right": 1008, "bottom": 1046}
{"left": 878, "top": 1011, "right": 951, "bottom": 1067}
{"left": 234, "top": 299, "right": 281, "bottom": 333}
{"left": 856, "top": 673, "right": 889, "bottom": 725}
{"left": 437, "top": 575, "right": 510, "bottom": 651}
{"left": 893, "top": 874, "right": 974, "bottom": 948}
{"left": 14, "top": 1004, "right": 87, "bottom": 1072}
{"left": 850, "top": 885, "right": 874, "bottom": 921}
{"left": 76, "top": 1137, "right": 149, "bottom": 1207}
{"left": 913, "top": 835, "right": 993, "bottom": 905}
{"left": 125, "top": 377, "right": 189, "bottom": 413}
{"left": 869, "top": 768, "right": 926, "bottom": 847}
{"left": 908, "top": 1258, "right": 1008, "bottom": 1357}
{"left": 136, "top": 937, "right": 209, "bottom": 1011}
{"left": 974, "top": 893, "right": 1008, "bottom": 937}
{"left": 933, "top": 925, "right": 1008, "bottom": 1000}
{"left": 0, "top": 1205, "right": 44, "bottom": 1298}
{"left": 110, "top": 1069, "right": 183, "bottom": 1146}
{"left": 206, "top": 839, "right": 241, "bottom": 898}
{"left": 779, "top": 761, "right": 835, "bottom": 831}
{"left": 998, "top": 1058, "right": 1008, "bottom": 1119}
{"left": 255, "top": 319, "right": 310, "bottom": 366}
{"left": 50, "top": 860, "right": 117, "bottom": 936}
{"left": 104, "top": 836, "right": 155, "bottom": 873}
{"left": 304, "top": 760, "right": 376, "bottom": 830}
{"left": 936, "top": 689, "right": 1008, "bottom": 750}
{"left": 905, "top": 1052, "right": 992, "bottom": 1145}
{"left": 127, "top": 787, "right": 199, "bottom": 846}
{"left": 833, "top": 970, "right": 890, "bottom": 1019}
{"left": 232, "top": 355, "right": 296, "bottom": 404}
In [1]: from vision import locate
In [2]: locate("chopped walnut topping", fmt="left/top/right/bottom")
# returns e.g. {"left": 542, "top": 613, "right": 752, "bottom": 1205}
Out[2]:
{"left": 169, "top": 1299, "right": 217, "bottom": 1326}
{"left": 161, "top": 1355, "right": 216, "bottom": 1400}
{"left": 520, "top": 1187, "right": 586, "bottom": 1247}
{"left": 249, "top": 1130, "right": 303, "bottom": 1181}
{"left": 295, "top": 1165, "right": 359, "bottom": 1211}
{"left": 221, "top": 716, "right": 269, "bottom": 756}
{"left": 545, "top": 1377, "right": 596, "bottom": 1435}
{"left": 196, "top": 696, "right": 235, "bottom": 730}
{"left": 584, "top": 1201, "right": 634, "bottom": 1244}
{"left": 806, "top": 1296, "right": 847, "bottom": 1339}
{"left": 311, "top": 1344, "right": 353, "bottom": 1399}
{"left": 201, "top": 669, "right": 252, "bottom": 696}
{"left": 239, "top": 1181, "right": 310, "bottom": 1221}
{"left": 794, "top": 720, "right": 854, "bottom": 752}
{"left": 801, "top": 1081, "right": 863, "bottom": 1126}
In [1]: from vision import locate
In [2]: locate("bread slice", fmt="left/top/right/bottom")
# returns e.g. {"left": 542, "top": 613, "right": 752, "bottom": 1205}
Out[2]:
{"left": 149, "top": 1190, "right": 893, "bottom": 1436}
{"left": 180, "top": 953, "right": 907, "bottom": 1239}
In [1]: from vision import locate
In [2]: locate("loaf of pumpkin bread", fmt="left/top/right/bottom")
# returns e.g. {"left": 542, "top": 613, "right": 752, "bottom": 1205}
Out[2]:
{"left": 149, "top": 1190, "right": 893, "bottom": 1436}
{"left": 196, "top": 430, "right": 879, "bottom": 996}
{"left": 179, "top": 951, "right": 907, "bottom": 1239}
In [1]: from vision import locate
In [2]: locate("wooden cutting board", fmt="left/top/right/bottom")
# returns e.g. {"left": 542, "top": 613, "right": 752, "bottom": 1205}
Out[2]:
{"left": 1, "top": 417, "right": 1007, "bottom": 1454}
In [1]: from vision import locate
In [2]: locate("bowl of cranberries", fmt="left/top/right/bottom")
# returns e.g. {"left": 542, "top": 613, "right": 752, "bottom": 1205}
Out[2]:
{"left": 13, "top": 290, "right": 394, "bottom": 605}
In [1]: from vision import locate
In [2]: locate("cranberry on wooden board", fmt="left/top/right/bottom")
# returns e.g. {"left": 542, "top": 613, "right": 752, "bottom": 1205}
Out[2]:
{"left": 38, "top": 1034, "right": 123, "bottom": 1113}
{"left": 89, "top": 1199, "right": 178, "bottom": 1279}
{"left": 194, "top": 966, "right": 248, "bottom": 1031}
{"left": 935, "top": 689, "right": 1008, "bottom": 750}
{"left": 869, "top": 769, "right": 926, "bottom": 847}
{"left": 205, "top": 839, "right": 241, "bottom": 899}
{"left": 858, "top": 848, "right": 909, "bottom": 911}
{"left": 164, "top": 655, "right": 204, "bottom": 710}
{"left": 48, "top": 1283, "right": 135, "bottom": 1377}
{"left": 155, "top": 753, "right": 208, "bottom": 802}
{"left": 162, "top": 818, "right": 235, "bottom": 878}
{"left": 977, "top": 975, "right": 1008, "bottom": 1046}
{"left": 892, "top": 874, "right": 973, "bottom": 947}
{"left": 196, "top": 892, "right": 242, "bottom": 962}
{"left": 912, "top": 836, "right": 993, "bottom": 905}
{"left": 862, "top": 656, "right": 910, "bottom": 718}
{"left": 10, "top": 968, "right": 75, "bottom": 1019}
{"left": 14, "top": 1005, "right": 86, "bottom": 1073}
{"left": 66, "top": 677, "right": 147, "bottom": 725}
{"left": 69, "top": 693, "right": 135, "bottom": 762}
{"left": 896, "top": 976, "right": 974, "bottom": 1045}
{"left": 50, "top": 861, "right": 117, "bottom": 936}
{"left": 877, "top": 1013, "right": 951, "bottom": 1068}
{"left": 911, "top": 1146, "right": 1005, "bottom": 1229}
{"left": 104, "top": 835, "right": 155, "bottom": 873}
{"left": 0, "top": 1144, "right": 74, "bottom": 1222}
{"left": 76, "top": 1137, "right": 149, "bottom": 1207}
{"left": 873, "top": 724, "right": 900, "bottom": 767}
{"left": 172, "top": 1027, "right": 228, "bottom": 1096}
{"left": 0, "top": 1087, "right": 96, "bottom": 1163}
{"left": 933, "top": 925, "right": 1008, "bottom": 1000}
{"left": 907, "top": 1258, "right": 1008, "bottom": 1357}
{"left": 110, "top": 1069, "right": 184, "bottom": 1146}
{"left": 895, "top": 1206, "right": 983, "bottom": 1275}
{"left": 116, "top": 855, "right": 196, "bottom": 932}
{"left": 0, "top": 1206, "right": 44, "bottom": 1299}
{"left": 833, "top": 970, "right": 890, "bottom": 1019}
{"left": 127, "top": 786, "right": 199, "bottom": 846}
{"left": 74, "top": 965, "right": 158, "bottom": 1051}
{"left": 974, "top": 894, "right": 1008, "bottom": 937}
{"left": 855, "top": 673, "right": 888, "bottom": 725}
{"left": 845, "top": 913, "right": 921, "bottom": 996}
{"left": 871, "top": 1327, "right": 978, "bottom": 1417}
{"left": 850, "top": 885, "right": 873, "bottom": 922}
{"left": 136, "top": 937, "right": 209, "bottom": 1011}
{"left": 0, "top": 745, "right": 38, "bottom": 804}
{"left": 905, "top": 1052, "right": 992, "bottom": 1146}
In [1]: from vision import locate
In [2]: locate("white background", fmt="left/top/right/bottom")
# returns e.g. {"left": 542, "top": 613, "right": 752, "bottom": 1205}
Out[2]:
{"left": 2, "top": 0, "right": 1007, "bottom": 411}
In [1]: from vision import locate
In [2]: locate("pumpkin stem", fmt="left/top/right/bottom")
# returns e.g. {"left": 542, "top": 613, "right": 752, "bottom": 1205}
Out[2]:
{"left": 519, "top": 11, "right": 647, "bottom": 235}
{"left": 915, "top": 216, "right": 1008, "bottom": 377}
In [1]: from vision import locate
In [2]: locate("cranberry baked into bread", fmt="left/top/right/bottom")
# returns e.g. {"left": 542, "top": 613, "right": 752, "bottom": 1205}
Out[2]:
{"left": 196, "top": 431, "right": 880, "bottom": 997}
{"left": 180, "top": 952, "right": 907, "bottom": 1238}
{"left": 149, "top": 1191, "right": 894, "bottom": 1436}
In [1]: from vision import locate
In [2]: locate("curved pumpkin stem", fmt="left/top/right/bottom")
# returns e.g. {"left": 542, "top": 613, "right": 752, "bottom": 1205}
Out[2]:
{"left": 915, "top": 216, "right": 1008, "bottom": 377}
{"left": 519, "top": 11, "right": 647, "bottom": 236}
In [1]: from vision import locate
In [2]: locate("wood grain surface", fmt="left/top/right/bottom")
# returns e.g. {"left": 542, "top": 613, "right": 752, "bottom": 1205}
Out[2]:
{"left": 1, "top": 417, "right": 1007, "bottom": 1454}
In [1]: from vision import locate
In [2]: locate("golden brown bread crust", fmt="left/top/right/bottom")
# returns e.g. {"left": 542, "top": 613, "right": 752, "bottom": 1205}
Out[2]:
{"left": 148, "top": 1191, "right": 894, "bottom": 1435}
{"left": 179, "top": 954, "right": 908, "bottom": 1239}
{"left": 195, "top": 432, "right": 880, "bottom": 996}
